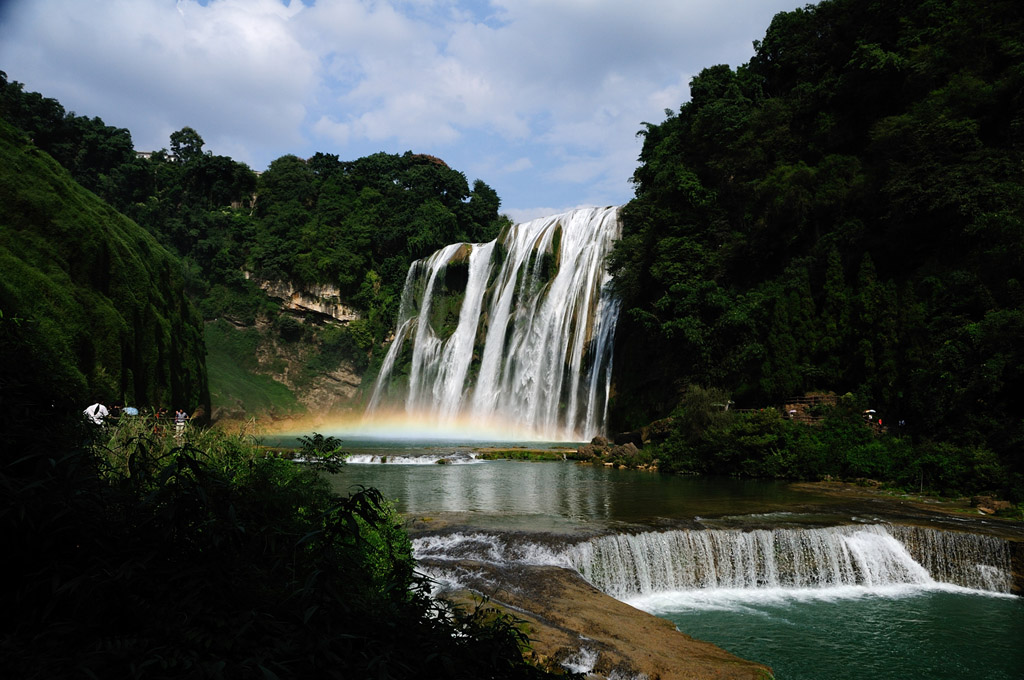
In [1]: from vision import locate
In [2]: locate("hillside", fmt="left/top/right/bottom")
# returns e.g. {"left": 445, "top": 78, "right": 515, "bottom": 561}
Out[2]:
{"left": 1, "top": 72, "right": 509, "bottom": 424}
{"left": 0, "top": 117, "right": 209, "bottom": 436}
{"left": 608, "top": 0, "right": 1024, "bottom": 497}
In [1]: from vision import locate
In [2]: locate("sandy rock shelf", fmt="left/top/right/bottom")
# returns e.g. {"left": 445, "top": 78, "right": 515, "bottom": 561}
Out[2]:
{"left": 429, "top": 559, "right": 772, "bottom": 680}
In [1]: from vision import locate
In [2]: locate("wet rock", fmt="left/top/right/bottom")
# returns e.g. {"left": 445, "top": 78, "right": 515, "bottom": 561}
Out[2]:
{"left": 610, "top": 442, "right": 639, "bottom": 458}
{"left": 435, "top": 561, "right": 772, "bottom": 680}
{"left": 590, "top": 435, "right": 609, "bottom": 447}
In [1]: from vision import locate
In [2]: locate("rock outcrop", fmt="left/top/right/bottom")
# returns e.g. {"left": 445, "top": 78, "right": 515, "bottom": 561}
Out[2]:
{"left": 576, "top": 436, "right": 643, "bottom": 465}
{"left": 437, "top": 561, "right": 773, "bottom": 680}
{"left": 246, "top": 274, "right": 361, "bottom": 325}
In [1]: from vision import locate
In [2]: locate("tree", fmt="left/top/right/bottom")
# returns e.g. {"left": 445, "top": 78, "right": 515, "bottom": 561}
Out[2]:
{"left": 609, "top": 0, "right": 1024, "bottom": 498}
{"left": 169, "top": 126, "right": 205, "bottom": 164}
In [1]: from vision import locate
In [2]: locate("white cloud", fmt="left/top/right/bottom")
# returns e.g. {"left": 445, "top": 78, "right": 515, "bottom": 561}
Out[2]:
{"left": 0, "top": 0, "right": 800, "bottom": 212}
{"left": 502, "top": 157, "right": 533, "bottom": 173}
{"left": 1, "top": 0, "right": 316, "bottom": 165}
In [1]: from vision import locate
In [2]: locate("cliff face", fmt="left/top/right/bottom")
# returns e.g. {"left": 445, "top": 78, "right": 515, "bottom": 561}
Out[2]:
{"left": 246, "top": 274, "right": 362, "bottom": 325}
{"left": 249, "top": 313, "right": 363, "bottom": 415}
{"left": 0, "top": 118, "right": 209, "bottom": 423}
{"left": 206, "top": 278, "right": 366, "bottom": 423}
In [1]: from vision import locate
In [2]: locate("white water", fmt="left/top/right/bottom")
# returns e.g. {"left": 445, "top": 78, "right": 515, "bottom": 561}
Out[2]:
{"left": 346, "top": 451, "right": 480, "bottom": 465}
{"left": 561, "top": 525, "right": 1012, "bottom": 598}
{"left": 365, "top": 207, "right": 622, "bottom": 441}
{"left": 412, "top": 524, "right": 1014, "bottom": 600}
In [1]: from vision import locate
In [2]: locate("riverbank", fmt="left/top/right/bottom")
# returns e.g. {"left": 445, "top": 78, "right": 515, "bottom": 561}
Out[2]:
{"left": 788, "top": 481, "right": 1023, "bottom": 532}
{"left": 475, "top": 446, "right": 577, "bottom": 461}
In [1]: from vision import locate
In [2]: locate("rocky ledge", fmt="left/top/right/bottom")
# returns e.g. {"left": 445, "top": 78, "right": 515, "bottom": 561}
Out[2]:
{"left": 429, "top": 559, "right": 772, "bottom": 680}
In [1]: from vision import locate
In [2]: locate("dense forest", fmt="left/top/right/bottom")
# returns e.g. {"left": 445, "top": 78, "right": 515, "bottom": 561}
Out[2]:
{"left": 3, "top": 0, "right": 1024, "bottom": 675}
{"left": 608, "top": 0, "right": 1024, "bottom": 499}
{"left": 0, "top": 70, "right": 508, "bottom": 417}
{"left": 4, "top": 0, "right": 1024, "bottom": 504}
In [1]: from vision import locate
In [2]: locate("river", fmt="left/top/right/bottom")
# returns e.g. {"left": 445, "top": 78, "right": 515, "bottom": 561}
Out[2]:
{"left": 312, "top": 440, "right": 1023, "bottom": 680}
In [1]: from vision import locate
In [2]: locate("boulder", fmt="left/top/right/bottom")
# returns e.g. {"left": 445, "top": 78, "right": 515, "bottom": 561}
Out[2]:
{"left": 641, "top": 417, "right": 675, "bottom": 445}
{"left": 610, "top": 442, "right": 639, "bottom": 458}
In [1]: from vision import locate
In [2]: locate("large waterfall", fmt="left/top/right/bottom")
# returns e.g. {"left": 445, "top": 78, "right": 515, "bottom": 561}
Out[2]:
{"left": 365, "top": 206, "right": 622, "bottom": 441}
{"left": 412, "top": 524, "right": 1014, "bottom": 597}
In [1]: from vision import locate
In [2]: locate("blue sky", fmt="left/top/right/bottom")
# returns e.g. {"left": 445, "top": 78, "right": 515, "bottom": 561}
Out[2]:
{"left": 0, "top": 0, "right": 800, "bottom": 222}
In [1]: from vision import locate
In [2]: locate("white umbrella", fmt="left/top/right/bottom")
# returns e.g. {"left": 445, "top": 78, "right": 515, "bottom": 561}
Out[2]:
{"left": 83, "top": 403, "right": 109, "bottom": 424}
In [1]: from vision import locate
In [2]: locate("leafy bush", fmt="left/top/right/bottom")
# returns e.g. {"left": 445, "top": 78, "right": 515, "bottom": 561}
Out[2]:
{"left": 654, "top": 387, "right": 940, "bottom": 488}
{"left": 2, "top": 418, "right": 556, "bottom": 679}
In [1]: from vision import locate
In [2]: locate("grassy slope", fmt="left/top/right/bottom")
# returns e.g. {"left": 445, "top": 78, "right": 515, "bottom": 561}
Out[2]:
{"left": 205, "top": 319, "right": 302, "bottom": 417}
{"left": 0, "top": 118, "right": 209, "bottom": 412}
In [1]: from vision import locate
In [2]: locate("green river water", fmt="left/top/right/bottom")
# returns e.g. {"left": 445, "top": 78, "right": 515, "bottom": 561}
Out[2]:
{"left": 307, "top": 441, "right": 1022, "bottom": 680}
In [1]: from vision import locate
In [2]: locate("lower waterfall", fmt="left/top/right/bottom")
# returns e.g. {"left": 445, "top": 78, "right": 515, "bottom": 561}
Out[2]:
{"left": 561, "top": 525, "right": 1012, "bottom": 598}
{"left": 364, "top": 206, "right": 622, "bottom": 441}
{"left": 412, "top": 524, "right": 1013, "bottom": 598}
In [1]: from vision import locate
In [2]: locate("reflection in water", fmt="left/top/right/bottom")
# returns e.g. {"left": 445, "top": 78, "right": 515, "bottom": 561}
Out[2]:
{"left": 328, "top": 455, "right": 824, "bottom": 530}
{"left": 383, "top": 460, "right": 617, "bottom": 524}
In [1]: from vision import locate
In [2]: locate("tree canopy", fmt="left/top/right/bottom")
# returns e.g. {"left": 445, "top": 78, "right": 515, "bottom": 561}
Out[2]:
{"left": 1, "top": 70, "right": 508, "bottom": 408}
{"left": 609, "top": 0, "right": 1024, "bottom": 498}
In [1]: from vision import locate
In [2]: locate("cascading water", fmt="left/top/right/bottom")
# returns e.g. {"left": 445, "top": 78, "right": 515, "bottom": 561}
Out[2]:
{"left": 889, "top": 524, "right": 1014, "bottom": 592}
{"left": 561, "top": 525, "right": 1013, "bottom": 598}
{"left": 412, "top": 524, "right": 1014, "bottom": 598}
{"left": 365, "top": 206, "right": 622, "bottom": 440}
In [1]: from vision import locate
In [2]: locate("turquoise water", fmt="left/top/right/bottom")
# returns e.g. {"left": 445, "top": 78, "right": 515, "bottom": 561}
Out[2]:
{"left": 640, "top": 587, "right": 1024, "bottom": 680}
{"left": 318, "top": 449, "right": 1023, "bottom": 679}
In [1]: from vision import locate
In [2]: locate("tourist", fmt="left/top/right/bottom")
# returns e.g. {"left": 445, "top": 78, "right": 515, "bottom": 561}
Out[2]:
{"left": 174, "top": 408, "right": 188, "bottom": 440}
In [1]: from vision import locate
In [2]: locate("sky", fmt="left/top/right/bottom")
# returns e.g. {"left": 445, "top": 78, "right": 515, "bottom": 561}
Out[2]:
{"left": 0, "top": 0, "right": 801, "bottom": 223}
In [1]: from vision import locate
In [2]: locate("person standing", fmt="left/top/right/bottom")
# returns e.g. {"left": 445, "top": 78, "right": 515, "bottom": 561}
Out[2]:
{"left": 174, "top": 408, "right": 188, "bottom": 441}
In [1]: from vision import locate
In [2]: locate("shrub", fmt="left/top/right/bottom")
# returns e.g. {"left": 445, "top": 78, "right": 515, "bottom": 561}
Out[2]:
{"left": 2, "top": 419, "right": 556, "bottom": 679}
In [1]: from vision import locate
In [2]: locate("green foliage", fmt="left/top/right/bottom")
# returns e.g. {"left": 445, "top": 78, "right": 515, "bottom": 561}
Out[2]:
{"left": 0, "top": 116, "right": 209, "bottom": 413}
{"left": 168, "top": 125, "right": 205, "bottom": 164}
{"left": 476, "top": 449, "right": 570, "bottom": 462}
{"left": 654, "top": 389, "right": 917, "bottom": 485}
{"left": 610, "top": 0, "right": 1024, "bottom": 498}
{"left": 2, "top": 414, "right": 557, "bottom": 679}
{"left": 297, "top": 432, "right": 348, "bottom": 473}
{"left": 0, "top": 72, "right": 136, "bottom": 201}
{"left": 245, "top": 151, "right": 505, "bottom": 353}
{"left": 2, "top": 75, "right": 510, "bottom": 417}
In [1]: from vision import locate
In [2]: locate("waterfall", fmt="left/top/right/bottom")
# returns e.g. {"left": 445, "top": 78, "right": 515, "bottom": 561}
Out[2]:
{"left": 365, "top": 206, "right": 622, "bottom": 441}
{"left": 412, "top": 525, "right": 1014, "bottom": 598}
{"left": 562, "top": 525, "right": 1014, "bottom": 598}
{"left": 888, "top": 525, "right": 1013, "bottom": 592}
